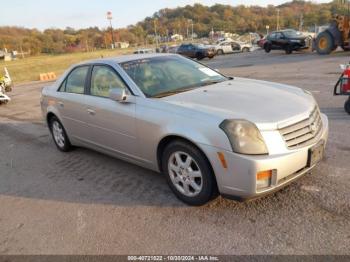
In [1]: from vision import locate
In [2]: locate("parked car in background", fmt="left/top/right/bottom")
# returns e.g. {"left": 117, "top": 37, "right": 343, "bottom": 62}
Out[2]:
{"left": 264, "top": 29, "right": 308, "bottom": 54}
{"left": 177, "top": 43, "right": 215, "bottom": 60}
{"left": 41, "top": 53, "right": 328, "bottom": 206}
{"left": 258, "top": 37, "right": 267, "bottom": 49}
{"left": 168, "top": 45, "right": 179, "bottom": 54}
{"left": 215, "top": 41, "right": 252, "bottom": 55}
{"left": 133, "top": 48, "right": 154, "bottom": 54}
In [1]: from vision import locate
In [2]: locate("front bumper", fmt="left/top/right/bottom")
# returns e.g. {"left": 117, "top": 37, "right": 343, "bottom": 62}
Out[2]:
{"left": 200, "top": 114, "right": 329, "bottom": 201}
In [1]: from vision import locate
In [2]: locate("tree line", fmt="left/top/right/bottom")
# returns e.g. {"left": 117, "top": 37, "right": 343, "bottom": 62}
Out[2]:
{"left": 0, "top": 0, "right": 348, "bottom": 55}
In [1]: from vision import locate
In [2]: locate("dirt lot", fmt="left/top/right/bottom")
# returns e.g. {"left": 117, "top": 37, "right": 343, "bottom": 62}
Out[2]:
{"left": 0, "top": 50, "right": 349, "bottom": 255}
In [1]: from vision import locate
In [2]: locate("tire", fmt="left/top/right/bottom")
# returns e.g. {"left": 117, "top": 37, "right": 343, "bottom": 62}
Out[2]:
{"left": 217, "top": 49, "right": 224, "bottom": 55}
{"left": 242, "top": 47, "right": 250, "bottom": 53}
{"left": 162, "top": 140, "right": 218, "bottom": 206}
{"left": 315, "top": 31, "right": 334, "bottom": 55}
{"left": 49, "top": 116, "right": 72, "bottom": 152}
{"left": 285, "top": 46, "right": 293, "bottom": 54}
{"left": 345, "top": 98, "right": 350, "bottom": 115}
{"left": 264, "top": 43, "right": 271, "bottom": 53}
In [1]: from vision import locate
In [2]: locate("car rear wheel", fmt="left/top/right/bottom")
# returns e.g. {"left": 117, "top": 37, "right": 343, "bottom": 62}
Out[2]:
{"left": 49, "top": 116, "right": 72, "bottom": 152}
{"left": 242, "top": 47, "right": 250, "bottom": 53}
{"left": 345, "top": 98, "right": 350, "bottom": 115}
{"left": 162, "top": 140, "right": 218, "bottom": 206}
{"left": 217, "top": 49, "right": 224, "bottom": 55}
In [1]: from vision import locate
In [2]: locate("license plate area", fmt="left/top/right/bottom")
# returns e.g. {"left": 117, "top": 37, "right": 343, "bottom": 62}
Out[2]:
{"left": 307, "top": 141, "right": 325, "bottom": 167}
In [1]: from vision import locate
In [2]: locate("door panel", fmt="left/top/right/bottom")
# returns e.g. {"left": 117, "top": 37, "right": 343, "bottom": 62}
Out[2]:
{"left": 84, "top": 65, "right": 138, "bottom": 158}
{"left": 274, "top": 33, "right": 288, "bottom": 48}
{"left": 222, "top": 43, "right": 233, "bottom": 53}
{"left": 56, "top": 93, "right": 89, "bottom": 140}
{"left": 56, "top": 66, "right": 90, "bottom": 141}
{"left": 84, "top": 96, "right": 137, "bottom": 157}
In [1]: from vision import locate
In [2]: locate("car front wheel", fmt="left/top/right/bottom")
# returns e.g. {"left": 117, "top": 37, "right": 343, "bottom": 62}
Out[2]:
{"left": 264, "top": 44, "right": 271, "bottom": 53}
{"left": 162, "top": 140, "right": 218, "bottom": 206}
{"left": 285, "top": 46, "right": 293, "bottom": 54}
{"left": 49, "top": 116, "right": 72, "bottom": 152}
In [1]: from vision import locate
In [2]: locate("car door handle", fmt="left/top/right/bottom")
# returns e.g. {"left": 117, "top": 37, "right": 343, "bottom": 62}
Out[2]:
{"left": 58, "top": 102, "right": 64, "bottom": 108}
{"left": 87, "top": 109, "right": 96, "bottom": 115}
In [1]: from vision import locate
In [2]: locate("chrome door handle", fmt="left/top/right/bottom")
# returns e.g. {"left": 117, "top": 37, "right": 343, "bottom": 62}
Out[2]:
{"left": 58, "top": 102, "right": 64, "bottom": 107}
{"left": 87, "top": 109, "right": 95, "bottom": 115}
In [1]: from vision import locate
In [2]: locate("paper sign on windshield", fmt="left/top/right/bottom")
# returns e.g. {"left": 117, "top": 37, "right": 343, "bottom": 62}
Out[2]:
{"left": 199, "top": 67, "right": 220, "bottom": 77}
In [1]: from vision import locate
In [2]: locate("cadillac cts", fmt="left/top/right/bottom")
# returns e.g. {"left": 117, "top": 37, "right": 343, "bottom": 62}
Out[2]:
{"left": 41, "top": 54, "right": 329, "bottom": 206}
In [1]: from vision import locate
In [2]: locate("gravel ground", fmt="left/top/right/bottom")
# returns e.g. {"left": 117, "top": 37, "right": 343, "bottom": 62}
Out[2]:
{"left": 0, "top": 50, "right": 349, "bottom": 255}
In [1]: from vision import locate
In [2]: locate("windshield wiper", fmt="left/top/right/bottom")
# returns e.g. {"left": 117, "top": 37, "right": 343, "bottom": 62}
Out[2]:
{"left": 152, "top": 79, "right": 231, "bottom": 98}
{"left": 152, "top": 87, "right": 197, "bottom": 98}
{"left": 200, "top": 80, "right": 225, "bottom": 87}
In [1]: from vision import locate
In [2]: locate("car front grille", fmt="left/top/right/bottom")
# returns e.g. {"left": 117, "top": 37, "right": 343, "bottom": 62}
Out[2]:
{"left": 279, "top": 107, "right": 323, "bottom": 149}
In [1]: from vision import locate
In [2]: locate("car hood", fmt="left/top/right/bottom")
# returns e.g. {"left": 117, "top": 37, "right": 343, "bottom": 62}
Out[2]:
{"left": 161, "top": 78, "right": 315, "bottom": 130}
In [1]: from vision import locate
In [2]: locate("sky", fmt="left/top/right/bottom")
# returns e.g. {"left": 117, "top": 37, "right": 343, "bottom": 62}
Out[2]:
{"left": 1, "top": 0, "right": 331, "bottom": 30}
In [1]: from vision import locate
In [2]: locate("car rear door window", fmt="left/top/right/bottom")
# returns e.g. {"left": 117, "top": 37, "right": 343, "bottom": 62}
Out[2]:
{"left": 90, "top": 65, "right": 128, "bottom": 98}
{"left": 65, "top": 66, "right": 89, "bottom": 94}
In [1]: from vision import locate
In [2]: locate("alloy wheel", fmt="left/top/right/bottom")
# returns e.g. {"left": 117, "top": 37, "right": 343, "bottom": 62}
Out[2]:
{"left": 52, "top": 121, "right": 65, "bottom": 148}
{"left": 167, "top": 151, "right": 203, "bottom": 197}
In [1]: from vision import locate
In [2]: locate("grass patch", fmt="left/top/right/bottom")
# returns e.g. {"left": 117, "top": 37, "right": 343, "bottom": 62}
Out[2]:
{"left": 0, "top": 48, "right": 133, "bottom": 84}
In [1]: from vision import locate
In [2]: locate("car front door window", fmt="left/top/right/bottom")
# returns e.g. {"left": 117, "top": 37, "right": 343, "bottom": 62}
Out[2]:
{"left": 90, "top": 65, "right": 128, "bottom": 98}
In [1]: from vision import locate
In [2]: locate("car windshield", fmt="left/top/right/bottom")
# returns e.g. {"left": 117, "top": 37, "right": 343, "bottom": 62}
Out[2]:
{"left": 283, "top": 30, "right": 302, "bottom": 38}
{"left": 120, "top": 55, "right": 228, "bottom": 98}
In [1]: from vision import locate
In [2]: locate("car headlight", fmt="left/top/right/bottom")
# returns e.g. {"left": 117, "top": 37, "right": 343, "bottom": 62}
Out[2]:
{"left": 219, "top": 120, "right": 268, "bottom": 155}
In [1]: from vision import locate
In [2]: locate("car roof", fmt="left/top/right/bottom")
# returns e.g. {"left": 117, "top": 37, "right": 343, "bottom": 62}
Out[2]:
{"left": 75, "top": 53, "right": 177, "bottom": 66}
{"left": 271, "top": 29, "right": 296, "bottom": 33}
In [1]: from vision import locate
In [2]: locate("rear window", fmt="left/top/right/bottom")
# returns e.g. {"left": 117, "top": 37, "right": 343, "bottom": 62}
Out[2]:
{"left": 64, "top": 66, "right": 89, "bottom": 94}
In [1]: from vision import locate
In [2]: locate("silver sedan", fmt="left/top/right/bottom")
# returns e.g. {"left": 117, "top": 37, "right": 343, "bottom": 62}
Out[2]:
{"left": 41, "top": 54, "right": 329, "bottom": 206}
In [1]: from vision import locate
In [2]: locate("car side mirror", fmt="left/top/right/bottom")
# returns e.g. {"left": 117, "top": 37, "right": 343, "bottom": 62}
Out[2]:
{"left": 109, "top": 88, "right": 129, "bottom": 103}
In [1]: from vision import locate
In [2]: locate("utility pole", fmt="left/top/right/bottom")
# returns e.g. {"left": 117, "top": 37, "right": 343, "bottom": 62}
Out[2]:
{"left": 187, "top": 19, "right": 194, "bottom": 40}
{"left": 276, "top": 9, "right": 280, "bottom": 31}
{"left": 299, "top": 14, "right": 304, "bottom": 32}
{"left": 107, "top": 11, "right": 115, "bottom": 49}
{"left": 191, "top": 20, "right": 194, "bottom": 41}
{"left": 154, "top": 19, "right": 159, "bottom": 48}
{"left": 186, "top": 22, "right": 189, "bottom": 39}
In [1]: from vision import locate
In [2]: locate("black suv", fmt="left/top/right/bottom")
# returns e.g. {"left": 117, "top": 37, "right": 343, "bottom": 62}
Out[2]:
{"left": 177, "top": 43, "right": 215, "bottom": 60}
{"left": 264, "top": 29, "right": 308, "bottom": 54}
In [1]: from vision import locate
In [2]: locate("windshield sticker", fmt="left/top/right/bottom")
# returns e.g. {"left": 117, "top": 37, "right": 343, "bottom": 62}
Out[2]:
{"left": 199, "top": 68, "right": 220, "bottom": 77}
